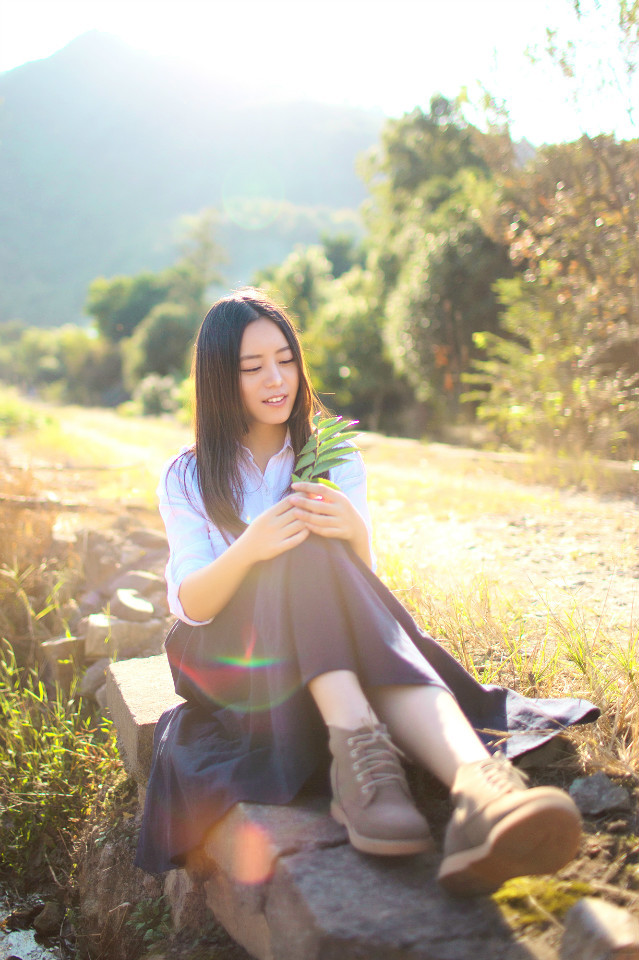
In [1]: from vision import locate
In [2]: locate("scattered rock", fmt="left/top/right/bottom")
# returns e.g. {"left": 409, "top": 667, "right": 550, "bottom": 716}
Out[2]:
{"left": 163, "top": 870, "right": 209, "bottom": 931}
{"left": 110, "top": 588, "right": 154, "bottom": 622}
{"left": 110, "top": 570, "right": 164, "bottom": 597}
{"left": 95, "top": 682, "right": 108, "bottom": 710}
{"left": 79, "top": 658, "right": 111, "bottom": 697}
{"left": 561, "top": 896, "right": 639, "bottom": 959}
{"left": 39, "top": 636, "right": 84, "bottom": 688}
{"left": 569, "top": 773, "right": 632, "bottom": 816}
{"left": 127, "top": 528, "right": 167, "bottom": 550}
{"left": 85, "top": 614, "right": 165, "bottom": 659}
{"left": 33, "top": 901, "right": 64, "bottom": 936}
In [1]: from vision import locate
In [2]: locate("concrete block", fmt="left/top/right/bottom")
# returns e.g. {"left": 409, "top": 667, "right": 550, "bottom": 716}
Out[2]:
{"left": 561, "top": 897, "right": 639, "bottom": 960}
{"left": 106, "top": 654, "right": 183, "bottom": 782}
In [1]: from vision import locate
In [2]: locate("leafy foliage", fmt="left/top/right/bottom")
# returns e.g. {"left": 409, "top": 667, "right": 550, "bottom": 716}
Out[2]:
{"left": 360, "top": 98, "right": 513, "bottom": 426}
{"left": 292, "top": 414, "right": 360, "bottom": 489}
{"left": 467, "top": 136, "right": 639, "bottom": 455}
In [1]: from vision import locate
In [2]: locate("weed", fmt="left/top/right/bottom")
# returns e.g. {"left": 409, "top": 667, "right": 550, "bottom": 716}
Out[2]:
{"left": 126, "top": 896, "right": 172, "bottom": 947}
{"left": 0, "top": 639, "right": 121, "bottom": 884}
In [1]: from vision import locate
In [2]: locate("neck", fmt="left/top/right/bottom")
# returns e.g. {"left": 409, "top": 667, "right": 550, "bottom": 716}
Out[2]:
{"left": 243, "top": 422, "right": 288, "bottom": 472}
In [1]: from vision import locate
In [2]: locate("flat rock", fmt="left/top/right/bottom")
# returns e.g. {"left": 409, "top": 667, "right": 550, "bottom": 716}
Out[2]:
{"left": 569, "top": 773, "right": 631, "bottom": 816}
{"left": 110, "top": 587, "right": 155, "bottom": 622}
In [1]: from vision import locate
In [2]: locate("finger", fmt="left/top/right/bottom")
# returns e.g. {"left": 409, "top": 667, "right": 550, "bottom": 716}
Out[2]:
{"left": 279, "top": 515, "right": 307, "bottom": 536}
{"left": 302, "top": 519, "right": 343, "bottom": 538}
{"left": 279, "top": 527, "right": 310, "bottom": 550}
{"left": 291, "top": 482, "right": 337, "bottom": 501}
{"left": 293, "top": 498, "right": 337, "bottom": 517}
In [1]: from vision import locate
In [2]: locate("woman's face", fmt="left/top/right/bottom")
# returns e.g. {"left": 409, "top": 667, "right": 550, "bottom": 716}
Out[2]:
{"left": 239, "top": 317, "right": 300, "bottom": 430}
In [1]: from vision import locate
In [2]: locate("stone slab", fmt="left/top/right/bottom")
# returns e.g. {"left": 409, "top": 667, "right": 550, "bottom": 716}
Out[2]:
{"left": 264, "top": 844, "right": 538, "bottom": 960}
{"left": 106, "top": 654, "right": 183, "bottom": 782}
{"left": 202, "top": 795, "right": 346, "bottom": 882}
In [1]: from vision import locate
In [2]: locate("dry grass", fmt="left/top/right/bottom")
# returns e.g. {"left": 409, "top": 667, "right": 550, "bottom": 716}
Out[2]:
{"left": 1, "top": 395, "right": 637, "bottom": 775}
{"left": 379, "top": 546, "right": 638, "bottom": 778}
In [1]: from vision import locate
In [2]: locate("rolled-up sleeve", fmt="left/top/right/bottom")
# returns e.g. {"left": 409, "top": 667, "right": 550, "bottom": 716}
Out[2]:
{"left": 158, "top": 455, "right": 222, "bottom": 625}
{"left": 330, "top": 448, "right": 376, "bottom": 571}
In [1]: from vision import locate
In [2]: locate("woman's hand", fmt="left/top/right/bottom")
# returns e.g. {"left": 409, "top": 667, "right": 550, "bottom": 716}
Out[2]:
{"left": 239, "top": 496, "right": 310, "bottom": 562}
{"left": 290, "top": 481, "right": 372, "bottom": 567}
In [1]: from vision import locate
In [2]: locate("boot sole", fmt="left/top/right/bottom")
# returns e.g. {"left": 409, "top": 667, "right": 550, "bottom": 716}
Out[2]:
{"left": 438, "top": 794, "right": 581, "bottom": 896}
{"left": 331, "top": 801, "right": 434, "bottom": 856}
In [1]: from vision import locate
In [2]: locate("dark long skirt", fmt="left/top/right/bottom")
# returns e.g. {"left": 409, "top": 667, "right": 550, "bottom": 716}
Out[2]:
{"left": 135, "top": 535, "right": 599, "bottom": 874}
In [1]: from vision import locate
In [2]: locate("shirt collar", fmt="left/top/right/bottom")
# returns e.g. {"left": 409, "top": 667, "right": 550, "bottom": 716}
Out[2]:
{"left": 239, "top": 429, "right": 293, "bottom": 461}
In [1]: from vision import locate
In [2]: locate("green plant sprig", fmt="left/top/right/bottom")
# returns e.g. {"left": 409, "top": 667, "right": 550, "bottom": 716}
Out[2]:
{"left": 291, "top": 413, "right": 360, "bottom": 490}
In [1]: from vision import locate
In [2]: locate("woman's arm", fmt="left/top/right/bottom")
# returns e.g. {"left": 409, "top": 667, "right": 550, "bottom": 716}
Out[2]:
{"left": 178, "top": 495, "right": 309, "bottom": 622}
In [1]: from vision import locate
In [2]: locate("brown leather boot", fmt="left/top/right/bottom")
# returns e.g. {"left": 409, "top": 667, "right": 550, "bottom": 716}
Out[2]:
{"left": 438, "top": 753, "right": 582, "bottom": 896}
{"left": 328, "top": 723, "right": 433, "bottom": 856}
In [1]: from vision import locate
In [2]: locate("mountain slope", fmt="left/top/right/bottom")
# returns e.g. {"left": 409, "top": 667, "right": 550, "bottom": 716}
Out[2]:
{"left": 0, "top": 32, "right": 382, "bottom": 325}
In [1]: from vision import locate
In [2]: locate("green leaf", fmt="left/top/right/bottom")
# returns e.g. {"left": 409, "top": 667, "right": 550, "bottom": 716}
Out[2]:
{"left": 297, "top": 433, "right": 319, "bottom": 458}
{"left": 315, "top": 416, "right": 341, "bottom": 431}
{"left": 316, "top": 477, "right": 341, "bottom": 490}
{"left": 312, "top": 455, "right": 351, "bottom": 473}
{"left": 315, "top": 432, "right": 359, "bottom": 454}
{"left": 316, "top": 420, "right": 348, "bottom": 442}
{"left": 294, "top": 449, "right": 319, "bottom": 471}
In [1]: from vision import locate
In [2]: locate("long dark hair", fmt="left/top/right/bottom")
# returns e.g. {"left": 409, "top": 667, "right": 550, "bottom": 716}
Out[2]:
{"left": 173, "top": 288, "right": 322, "bottom": 538}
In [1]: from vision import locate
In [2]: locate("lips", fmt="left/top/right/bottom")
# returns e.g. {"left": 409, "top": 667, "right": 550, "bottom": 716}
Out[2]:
{"left": 264, "top": 395, "right": 286, "bottom": 404}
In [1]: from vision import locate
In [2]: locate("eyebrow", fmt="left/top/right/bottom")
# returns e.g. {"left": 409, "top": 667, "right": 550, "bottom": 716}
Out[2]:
{"left": 240, "top": 346, "right": 294, "bottom": 361}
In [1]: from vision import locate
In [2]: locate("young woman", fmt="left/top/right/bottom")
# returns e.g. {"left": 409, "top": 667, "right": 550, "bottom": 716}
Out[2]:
{"left": 136, "top": 289, "right": 598, "bottom": 896}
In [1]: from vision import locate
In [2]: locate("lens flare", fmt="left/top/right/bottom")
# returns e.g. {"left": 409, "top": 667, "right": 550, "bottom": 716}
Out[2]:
{"left": 167, "top": 624, "right": 302, "bottom": 712}
{"left": 231, "top": 821, "right": 274, "bottom": 885}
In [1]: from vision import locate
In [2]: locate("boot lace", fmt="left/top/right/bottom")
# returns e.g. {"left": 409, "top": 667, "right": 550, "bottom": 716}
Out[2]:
{"left": 476, "top": 753, "right": 529, "bottom": 795}
{"left": 346, "top": 724, "right": 407, "bottom": 800}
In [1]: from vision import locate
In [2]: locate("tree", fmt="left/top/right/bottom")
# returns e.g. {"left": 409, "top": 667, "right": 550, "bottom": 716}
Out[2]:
{"left": 85, "top": 272, "right": 174, "bottom": 343}
{"left": 85, "top": 208, "right": 226, "bottom": 342}
{"left": 360, "top": 99, "right": 512, "bottom": 427}
{"left": 467, "top": 136, "right": 639, "bottom": 455}
{"left": 254, "top": 246, "right": 333, "bottom": 331}
{"left": 305, "top": 266, "right": 412, "bottom": 431}
{"left": 122, "top": 302, "right": 200, "bottom": 388}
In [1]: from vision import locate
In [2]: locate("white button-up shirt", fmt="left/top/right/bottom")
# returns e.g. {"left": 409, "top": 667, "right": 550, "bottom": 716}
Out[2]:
{"left": 158, "top": 435, "right": 374, "bottom": 625}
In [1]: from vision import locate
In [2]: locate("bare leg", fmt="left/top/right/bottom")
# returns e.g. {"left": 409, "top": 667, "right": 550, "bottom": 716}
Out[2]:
{"left": 307, "top": 670, "right": 377, "bottom": 729}
{"left": 368, "top": 684, "right": 489, "bottom": 787}
{"left": 307, "top": 670, "right": 488, "bottom": 786}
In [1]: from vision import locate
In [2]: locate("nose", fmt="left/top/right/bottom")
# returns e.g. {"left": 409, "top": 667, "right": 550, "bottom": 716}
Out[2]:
{"left": 265, "top": 361, "right": 283, "bottom": 387}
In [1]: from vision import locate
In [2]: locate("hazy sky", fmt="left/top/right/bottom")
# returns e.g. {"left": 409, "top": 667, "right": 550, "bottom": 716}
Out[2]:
{"left": 1, "top": 0, "right": 636, "bottom": 145}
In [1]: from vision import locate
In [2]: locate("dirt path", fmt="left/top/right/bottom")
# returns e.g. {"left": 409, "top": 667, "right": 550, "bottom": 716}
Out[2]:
{"left": 4, "top": 408, "right": 638, "bottom": 640}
